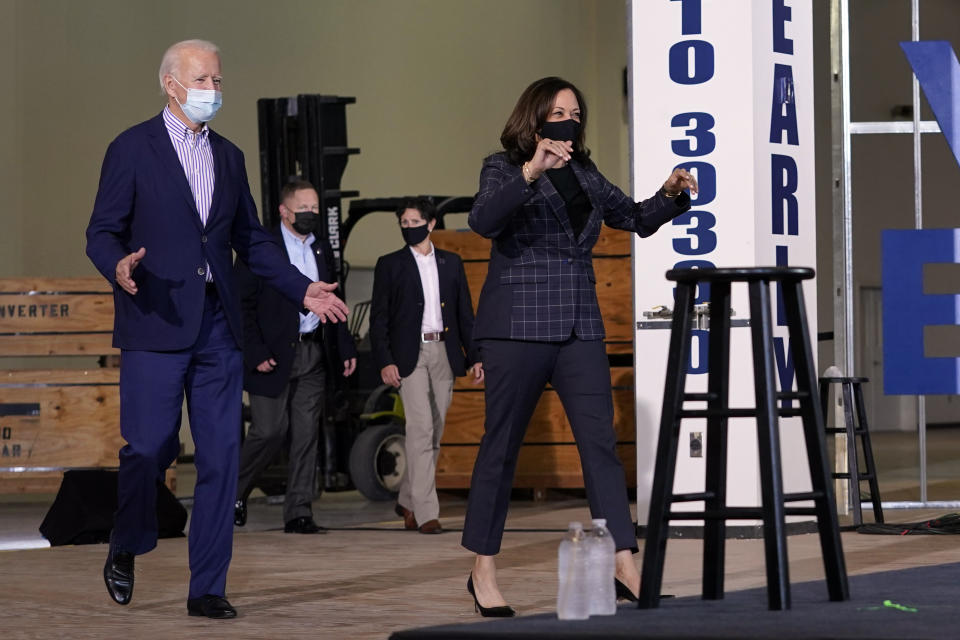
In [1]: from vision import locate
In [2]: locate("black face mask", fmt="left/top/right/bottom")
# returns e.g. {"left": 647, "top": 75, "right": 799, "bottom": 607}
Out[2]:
{"left": 401, "top": 224, "right": 430, "bottom": 246}
{"left": 291, "top": 210, "right": 319, "bottom": 235}
{"left": 539, "top": 118, "right": 581, "bottom": 143}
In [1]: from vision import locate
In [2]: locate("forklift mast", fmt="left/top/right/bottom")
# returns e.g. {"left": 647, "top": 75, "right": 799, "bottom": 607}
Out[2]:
{"left": 257, "top": 94, "right": 359, "bottom": 289}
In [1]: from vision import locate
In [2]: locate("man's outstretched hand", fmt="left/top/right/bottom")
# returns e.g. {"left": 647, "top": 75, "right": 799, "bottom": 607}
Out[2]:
{"left": 115, "top": 247, "right": 146, "bottom": 295}
{"left": 304, "top": 281, "right": 349, "bottom": 323}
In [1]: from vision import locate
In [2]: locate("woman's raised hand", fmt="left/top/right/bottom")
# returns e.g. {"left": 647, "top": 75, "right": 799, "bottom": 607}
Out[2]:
{"left": 662, "top": 167, "right": 699, "bottom": 196}
{"left": 527, "top": 137, "right": 574, "bottom": 178}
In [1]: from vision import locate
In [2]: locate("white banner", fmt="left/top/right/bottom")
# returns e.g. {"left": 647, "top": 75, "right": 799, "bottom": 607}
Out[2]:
{"left": 630, "top": 0, "right": 817, "bottom": 526}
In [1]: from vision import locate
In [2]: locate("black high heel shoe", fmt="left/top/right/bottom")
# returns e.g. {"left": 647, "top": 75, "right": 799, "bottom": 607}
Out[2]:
{"left": 467, "top": 573, "right": 516, "bottom": 618}
{"left": 615, "top": 577, "right": 638, "bottom": 602}
{"left": 616, "top": 578, "right": 675, "bottom": 602}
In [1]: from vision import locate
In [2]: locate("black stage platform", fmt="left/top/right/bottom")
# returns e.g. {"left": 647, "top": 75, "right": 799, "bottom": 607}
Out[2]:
{"left": 391, "top": 562, "right": 960, "bottom": 639}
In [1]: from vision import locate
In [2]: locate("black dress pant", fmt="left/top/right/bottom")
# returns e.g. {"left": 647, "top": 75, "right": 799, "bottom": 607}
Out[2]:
{"left": 236, "top": 340, "right": 326, "bottom": 524}
{"left": 461, "top": 336, "right": 636, "bottom": 555}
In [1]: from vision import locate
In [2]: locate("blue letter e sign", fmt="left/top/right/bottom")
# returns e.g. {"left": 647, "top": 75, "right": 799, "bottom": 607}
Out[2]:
{"left": 881, "top": 42, "right": 960, "bottom": 394}
{"left": 882, "top": 229, "right": 960, "bottom": 395}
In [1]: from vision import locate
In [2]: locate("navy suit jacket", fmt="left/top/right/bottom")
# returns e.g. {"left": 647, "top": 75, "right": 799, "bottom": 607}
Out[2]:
{"left": 369, "top": 246, "right": 477, "bottom": 379}
{"left": 234, "top": 228, "right": 358, "bottom": 398}
{"left": 468, "top": 153, "right": 691, "bottom": 342}
{"left": 86, "top": 112, "right": 310, "bottom": 351}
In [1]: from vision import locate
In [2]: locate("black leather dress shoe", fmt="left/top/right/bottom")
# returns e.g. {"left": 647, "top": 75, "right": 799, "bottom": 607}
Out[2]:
{"left": 284, "top": 516, "right": 327, "bottom": 534}
{"left": 187, "top": 594, "right": 237, "bottom": 619}
{"left": 103, "top": 545, "right": 135, "bottom": 605}
{"left": 395, "top": 503, "right": 417, "bottom": 530}
{"left": 234, "top": 499, "right": 247, "bottom": 527}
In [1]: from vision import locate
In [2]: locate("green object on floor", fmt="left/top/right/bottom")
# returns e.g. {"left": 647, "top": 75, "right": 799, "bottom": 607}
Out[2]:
{"left": 883, "top": 599, "right": 918, "bottom": 613}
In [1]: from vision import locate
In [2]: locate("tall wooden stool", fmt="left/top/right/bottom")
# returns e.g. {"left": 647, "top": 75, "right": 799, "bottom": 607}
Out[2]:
{"left": 638, "top": 267, "right": 849, "bottom": 610}
{"left": 818, "top": 376, "right": 884, "bottom": 526}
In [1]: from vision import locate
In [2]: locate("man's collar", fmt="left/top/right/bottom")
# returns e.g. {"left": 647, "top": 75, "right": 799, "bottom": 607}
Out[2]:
{"left": 280, "top": 221, "right": 314, "bottom": 245}
{"left": 162, "top": 105, "right": 209, "bottom": 142}
{"left": 409, "top": 241, "right": 435, "bottom": 259}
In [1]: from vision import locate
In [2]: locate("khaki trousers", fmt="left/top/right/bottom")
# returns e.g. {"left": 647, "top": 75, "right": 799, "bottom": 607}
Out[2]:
{"left": 397, "top": 340, "right": 454, "bottom": 525}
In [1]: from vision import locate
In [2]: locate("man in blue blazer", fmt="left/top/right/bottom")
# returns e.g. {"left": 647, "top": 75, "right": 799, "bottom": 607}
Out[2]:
{"left": 233, "top": 179, "right": 357, "bottom": 535}
{"left": 85, "top": 39, "right": 347, "bottom": 619}
{"left": 370, "top": 197, "right": 482, "bottom": 534}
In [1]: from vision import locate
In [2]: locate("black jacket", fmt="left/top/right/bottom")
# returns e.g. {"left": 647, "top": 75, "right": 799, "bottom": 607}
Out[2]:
{"left": 234, "top": 228, "right": 357, "bottom": 398}
{"left": 370, "top": 245, "right": 477, "bottom": 378}
{"left": 468, "top": 153, "right": 688, "bottom": 341}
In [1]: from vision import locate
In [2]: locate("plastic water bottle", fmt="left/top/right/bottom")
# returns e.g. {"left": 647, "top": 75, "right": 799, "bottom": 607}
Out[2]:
{"left": 586, "top": 518, "right": 617, "bottom": 615}
{"left": 557, "top": 521, "right": 590, "bottom": 620}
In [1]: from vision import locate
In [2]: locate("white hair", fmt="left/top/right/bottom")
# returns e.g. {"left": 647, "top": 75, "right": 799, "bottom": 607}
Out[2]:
{"left": 158, "top": 39, "right": 220, "bottom": 92}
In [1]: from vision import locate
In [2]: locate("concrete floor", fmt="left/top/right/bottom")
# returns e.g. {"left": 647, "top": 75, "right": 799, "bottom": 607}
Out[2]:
{"left": 2, "top": 463, "right": 959, "bottom": 639}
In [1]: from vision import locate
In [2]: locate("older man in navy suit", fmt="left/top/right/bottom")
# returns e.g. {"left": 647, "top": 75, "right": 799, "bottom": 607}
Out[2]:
{"left": 85, "top": 39, "right": 347, "bottom": 619}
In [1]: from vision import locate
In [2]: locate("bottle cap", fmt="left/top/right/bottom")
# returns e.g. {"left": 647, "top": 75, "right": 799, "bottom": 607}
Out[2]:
{"left": 591, "top": 518, "right": 607, "bottom": 527}
{"left": 569, "top": 521, "right": 583, "bottom": 530}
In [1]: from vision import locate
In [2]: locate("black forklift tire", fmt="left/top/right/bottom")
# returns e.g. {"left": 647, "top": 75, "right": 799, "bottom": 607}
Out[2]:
{"left": 348, "top": 422, "right": 405, "bottom": 501}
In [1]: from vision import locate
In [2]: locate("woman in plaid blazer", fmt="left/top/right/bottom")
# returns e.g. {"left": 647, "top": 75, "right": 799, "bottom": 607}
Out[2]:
{"left": 461, "top": 77, "right": 698, "bottom": 616}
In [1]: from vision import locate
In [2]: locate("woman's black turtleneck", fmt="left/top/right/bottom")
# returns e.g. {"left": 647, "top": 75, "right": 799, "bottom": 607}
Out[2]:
{"left": 545, "top": 164, "right": 591, "bottom": 238}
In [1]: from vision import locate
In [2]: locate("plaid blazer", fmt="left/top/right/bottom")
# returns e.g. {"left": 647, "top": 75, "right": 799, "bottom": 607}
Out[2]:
{"left": 468, "top": 153, "right": 690, "bottom": 342}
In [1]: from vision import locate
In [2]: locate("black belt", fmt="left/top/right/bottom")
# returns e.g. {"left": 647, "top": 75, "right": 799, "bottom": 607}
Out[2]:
{"left": 205, "top": 282, "right": 217, "bottom": 296}
{"left": 421, "top": 331, "right": 445, "bottom": 342}
{"left": 299, "top": 329, "right": 321, "bottom": 342}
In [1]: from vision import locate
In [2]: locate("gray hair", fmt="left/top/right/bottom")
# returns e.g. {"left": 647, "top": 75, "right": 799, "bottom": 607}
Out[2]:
{"left": 158, "top": 39, "right": 220, "bottom": 92}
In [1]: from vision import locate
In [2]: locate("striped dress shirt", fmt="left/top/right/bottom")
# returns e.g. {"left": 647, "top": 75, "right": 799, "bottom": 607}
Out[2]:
{"left": 163, "top": 106, "right": 215, "bottom": 281}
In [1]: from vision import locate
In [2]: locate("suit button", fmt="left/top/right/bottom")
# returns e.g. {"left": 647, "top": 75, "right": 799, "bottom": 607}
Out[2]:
{"left": 566, "top": 258, "right": 573, "bottom": 264}
{"left": 197, "top": 266, "right": 206, "bottom": 276}
{"left": 201, "top": 235, "right": 208, "bottom": 243}
{"left": 444, "top": 327, "right": 449, "bottom": 332}
{"left": 441, "top": 302, "right": 445, "bottom": 308}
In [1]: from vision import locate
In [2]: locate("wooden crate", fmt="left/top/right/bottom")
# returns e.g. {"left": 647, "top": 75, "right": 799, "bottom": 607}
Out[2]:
{"left": 0, "top": 277, "right": 116, "bottom": 356}
{"left": 438, "top": 368, "right": 636, "bottom": 489}
{"left": 432, "top": 228, "right": 636, "bottom": 491}
{"left": 0, "top": 368, "right": 123, "bottom": 493}
{"left": 0, "top": 278, "right": 175, "bottom": 493}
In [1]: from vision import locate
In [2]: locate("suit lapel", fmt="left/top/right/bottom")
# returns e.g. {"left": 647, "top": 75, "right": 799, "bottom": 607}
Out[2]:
{"left": 570, "top": 162, "right": 602, "bottom": 244}
{"left": 148, "top": 114, "right": 203, "bottom": 233}
{"left": 435, "top": 249, "right": 449, "bottom": 296}
{"left": 537, "top": 171, "right": 576, "bottom": 244}
{"left": 401, "top": 247, "right": 425, "bottom": 305}
{"left": 310, "top": 237, "right": 329, "bottom": 282}
{"left": 207, "top": 131, "right": 227, "bottom": 229}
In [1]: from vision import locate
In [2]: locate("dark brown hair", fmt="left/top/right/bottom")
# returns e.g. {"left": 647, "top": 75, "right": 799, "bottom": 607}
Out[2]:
{"left": 395, "top": 196, "right": 437, "bottom": 224}
{"left": 279, "top": 178, "right": 316, "bottom": 204}
{"left": 499, "top": 76, "right": 591, "bottom": 166}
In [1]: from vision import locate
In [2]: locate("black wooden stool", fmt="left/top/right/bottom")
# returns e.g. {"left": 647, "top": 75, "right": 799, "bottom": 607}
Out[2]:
{"left": 638, "top": 267, "right": 849, "bottom": 611}
{"left": 818, "top": 377, "right": 884, "bottom": 526}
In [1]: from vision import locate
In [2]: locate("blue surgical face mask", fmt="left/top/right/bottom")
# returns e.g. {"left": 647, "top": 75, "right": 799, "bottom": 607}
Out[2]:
{"left": 173, "top": 76, "right": 222, "bottom": 124}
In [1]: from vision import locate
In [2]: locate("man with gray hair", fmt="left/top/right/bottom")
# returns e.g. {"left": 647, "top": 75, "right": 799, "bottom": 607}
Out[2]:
{"left": 86, "top": 39, "right": 349, "bottom": 619}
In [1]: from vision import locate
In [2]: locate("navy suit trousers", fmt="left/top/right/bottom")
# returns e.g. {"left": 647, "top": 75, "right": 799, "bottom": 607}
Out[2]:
{"left": 461, "top": 336, "right": 637, "bottom": 555}
{"left": 115, "top": 288, "right": 242, "bottom": 599}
